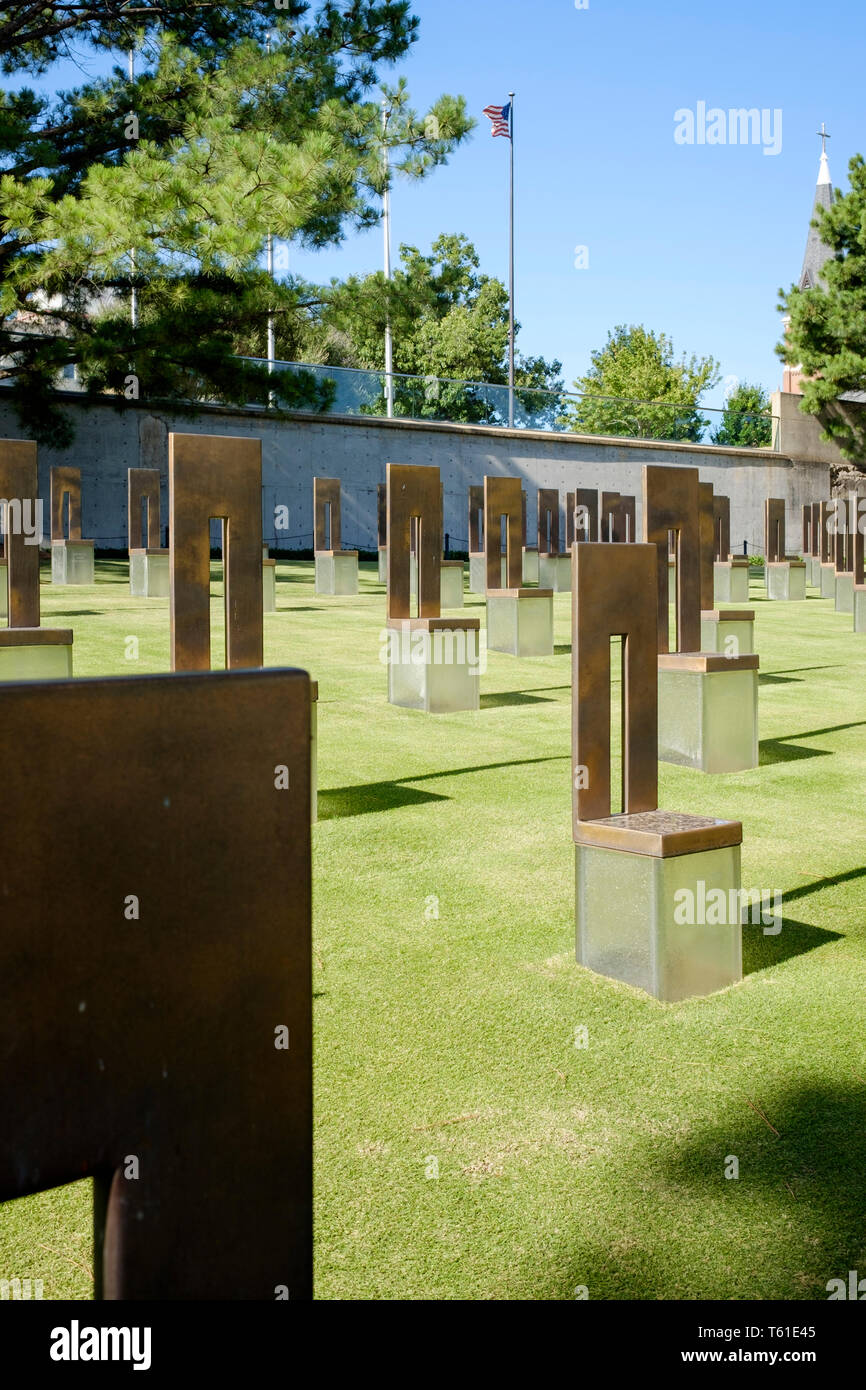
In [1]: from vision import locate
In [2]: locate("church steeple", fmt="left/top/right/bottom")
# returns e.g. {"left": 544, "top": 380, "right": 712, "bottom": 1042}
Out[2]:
{"left": 799, "top": 125, "right": 834, "bottom": 290}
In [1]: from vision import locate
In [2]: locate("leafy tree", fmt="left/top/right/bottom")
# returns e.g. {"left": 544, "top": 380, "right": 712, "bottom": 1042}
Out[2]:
{"left": 558, "top": 323, "right": 719, "bottom": 442}
{"left": 779, "top": 153, "right": 866, "bottom": 462}
{"left": 0, "top": 3, "right": 473, "bottom": 443}
{"left": 710, "top": 381, "right": 773, "bottom": 448}
{"left": 308, "top": 233, "right": 563, "bottom": 424}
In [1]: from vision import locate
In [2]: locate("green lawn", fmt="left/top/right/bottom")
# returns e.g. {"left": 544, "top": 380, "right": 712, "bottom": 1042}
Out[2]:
{"left": 3, "top": 559, "right": 866, "bottom": 1301}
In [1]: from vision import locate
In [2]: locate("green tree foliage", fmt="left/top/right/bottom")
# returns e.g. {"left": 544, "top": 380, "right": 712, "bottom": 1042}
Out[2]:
{"left": 779, "top": 153, "right": 866, "bottom": 462}
{"left": 558, "top": 323, "right": 720, "bottom": 442}
{"left": 0, "top": 3, "right": 473, "bottom": 443}
{"left": 304, "top": 233, "right": 563, "bottom": 424}
{"left": 710, "top": 381, "right": 773, "bottom": 447}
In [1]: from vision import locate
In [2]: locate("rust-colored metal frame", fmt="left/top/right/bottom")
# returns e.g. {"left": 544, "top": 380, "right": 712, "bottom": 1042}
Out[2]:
{"left": 642, "top": 465, "right": 701, "bottom": 653}
{"left": 537, "top": 488, "right": 560, "bottom": 555}
{"left": 811, "top": 502, "right": 821, "bottom": 561}
{"left": 484, "top": 476, "right": 523, "bottom": 590}
{"left": 169, "top": 433, "right": 263, "bottom": 671}
{"left": 128, "top": 467, "right": 162, "bottom": 551}
{"left": 765, "top": 498, "right": 786, "bottom": 564}
{"left": 469, "top": 485, "right": 484, "bottom": 553}
{"left": 566, "top": 488, "right": 599, "bottom": 546}
{"left": 699, "top": 481, "right": 715, "bottom": 610}
{"left": 50, "top": 465, "right": 83, "bottom": 542}
{"left": 377, "top": 483, "right": 387, "bottom": 549}
{"left": 0, "top": 667, "right": 312, "bottom": 1300}
{"left": 819, "top": 501, "right": 833, "bottom": 563}
{"left": 802, "top": 504, "right": 812, "bottom": 558}
{"left": 313, "top": 477, "right": 342, "bottom": 553}
{"left": 572, "top": 543, "right": 658, "bottom": 827}
{"left": 834, "top": 496, "right": 855, "bottom": 574}
{"left": 601, "top": 492, "right": 636, "bottom": 544}
{"left": 0, "top": 439, "right": 41, "bottom": 628}
{"left": 387, "top": 463, "right": 442, "bottom": 622}
{"left": 713, "top": 495, "right": 731, "bottom": 561}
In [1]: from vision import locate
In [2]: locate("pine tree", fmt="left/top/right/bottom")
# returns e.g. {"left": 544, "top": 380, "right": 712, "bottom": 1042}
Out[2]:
{"left": 0, "top": 3, "right": 472, "bottom": 443}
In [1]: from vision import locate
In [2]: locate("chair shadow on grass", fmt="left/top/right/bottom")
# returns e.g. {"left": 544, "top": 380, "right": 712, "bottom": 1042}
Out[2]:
{"left": 760, "top": 720, "right": 866, "bottom": 765}
{"left": 742, "top": 917, "right": 842, "bottom": 975}
{"left": 318, "top": 754, "right": 568, "bottom": 820}
{"left": 742, "top": 863, "right": 866, "bottom": 974}
{"left": 526, "top": 1082, "right": 866, "bottom": 1301}
{"left": 759, "top": 664, "right": 840, "bottom": 684}
{"left": 480, "top": 691, "right": 555, "bottom": 709}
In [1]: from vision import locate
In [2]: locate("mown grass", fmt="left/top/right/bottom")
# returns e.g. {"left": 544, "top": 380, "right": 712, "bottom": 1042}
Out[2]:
{"left": 2, "top": 560, "right": 865, "bottom": 1300}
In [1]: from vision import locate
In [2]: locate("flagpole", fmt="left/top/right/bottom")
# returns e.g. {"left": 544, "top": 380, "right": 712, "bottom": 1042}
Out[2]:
{"left": 508, "top": 91, "right": 515, "bottom": 428}
{"left": 382, "top": 100, "right": 394, "bottom": 419}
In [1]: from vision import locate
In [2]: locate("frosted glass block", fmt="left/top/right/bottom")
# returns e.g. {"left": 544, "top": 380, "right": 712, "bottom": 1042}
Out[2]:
{"left": 263, "top": 561, "right": 276, "bottom": 613}
{"left": 51, "top": 540, "right": 94, "bottom": 585}
{"left": 310, "top": 699, "right": 318, "bottom": 824}
{"left": 713, "top": 562, "right": 749, "bottom": 603}
{"left": 486, "top": 593, "right": 554, "bottom": 657}
{"left": 700, "top": 615, "right": 755, "bottom": 657}
{"left": 440, "top": 563, "right": 464, "bottom": 609}
{"left": 767, "top": 562, "right": 806, "bottom": 601}
{"left": 806, "top": 556, "right": 818, "bottom": 587}
{"left": 315, "top": 552, "right": 358, "bottom": 595}
{"left": 0, "top": 561, "right": 6, "bottom": 619}
{"left": 668, "top": 560, "right": 676, "bottom": 603}
{"left": 835, "top": 572, "right": 854, "bottom": 613}
{"left": 130, "top": 551, "right": 169, "bottom": 598}
{"left": 538, "top": 554, "right": 571, "bottom": 592}
{"left": 854, "top": 587, "right": 866, "bottom": 633}
{"left": 658, "top": 667, "right": 758, "bottom": 773}
{"left": 378, "top": 547, "right": 388, "bottom": 582}
{"left": 522, "top": 548, "right": 539, "bottom": 584}
{"left": 576, "top": 842, "right": 742, "bottom": 1001}
{"left": 388, "top": 627, "right": 481, "bottom": 712}
{"left": 0, "top": 642, "right": 73, "bottom": 682}
{"left": 820, "top": 563, "right": 836, "bottom": 598}
{"left": 469, "top": 553, "right": 486, "bottom": 594}
{"left": 469, "top": 554, "right": 507, "bottom": 592}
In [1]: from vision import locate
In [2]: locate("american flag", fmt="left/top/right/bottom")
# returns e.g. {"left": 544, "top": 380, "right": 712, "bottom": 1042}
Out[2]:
{"left": 483, "top": 101, "right": 511, "bottom": 139}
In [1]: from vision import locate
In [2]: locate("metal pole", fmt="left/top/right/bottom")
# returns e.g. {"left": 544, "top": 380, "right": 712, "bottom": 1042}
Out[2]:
{"left": 382, "top": 101, "right": 394, "bottom": 419}
{"left": 129, "top": 46, "right": 137, "bottom": 329}
{"left": 508, "top": 91, "right": 515, "bottom": 429}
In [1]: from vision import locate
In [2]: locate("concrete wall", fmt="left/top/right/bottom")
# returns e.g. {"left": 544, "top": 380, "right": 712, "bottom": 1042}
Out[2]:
{"left": 0, "top": 394, "right": 830, "bottom": 556}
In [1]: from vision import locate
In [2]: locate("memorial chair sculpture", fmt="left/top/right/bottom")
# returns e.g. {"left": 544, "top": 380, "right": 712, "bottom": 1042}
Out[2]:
{"left": 765, "top": 498, "right": 806, "bottom": 601}
{"left": 313, "top": 477, "right": 359, "bottom": 595}
{"left": 127, "top": 467, "right": 169, "bottom": 598}
{"left": 468, "top": 484, "right": 487, "bottom": 594}
{"left": 0, "top": 440, "right": 73, "bottom": 680}
{"left": 51, "top": 465, "right": 95, "bottom": 585}
{"left": 169, "top": 432, "right": 318, "bottom": 818}
{"left": 817, "top": 499, "right": 836, "bottom": 598}
{"left": 712, "top": 493, "right": 750, "bottom": 602}
{"left": 0, "top": 666, "right": 312, "bottom": 1298}
{"left": 699, "top": 482, "right": 755, "bottom": 657}
{"left": 645, "top": 465, "right": 759, "bottom": 774}
{"left": 572, "top": 541, "right": 744, "bottom": 1001}
{"left": 852, "top": 513, "right": 866, "bottom": 634}
{"left": 377, "top": 481, "right": 388, "bottom": 582}
{"left": 831, "top": 493, "right": 857, "bottom": 614}
{"left": 566, "top": 488, "right": 599, "bottom": 548}
{"left": 537, "top": 487, "right": 570, "bottom": 592}
{"left": 385, "top": 462, "right": 479, "bottom": 712}
{"left": 485, "top": 476, "right": 554, "bottom": 657}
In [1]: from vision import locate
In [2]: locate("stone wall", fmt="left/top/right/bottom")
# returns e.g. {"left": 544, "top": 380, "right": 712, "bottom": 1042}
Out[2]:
{"left": 0, "top": 393, "right": 831, "bottom": 555}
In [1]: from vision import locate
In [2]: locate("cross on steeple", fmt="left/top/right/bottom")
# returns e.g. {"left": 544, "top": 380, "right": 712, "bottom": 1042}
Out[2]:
{"left": 817, "top": 122, "right": 831, "bottom": 156}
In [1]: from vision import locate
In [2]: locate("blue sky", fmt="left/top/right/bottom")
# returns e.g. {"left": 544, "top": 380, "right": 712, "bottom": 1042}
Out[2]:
{"left": 9, "top": 0, "right": 865, "bottom": 410}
